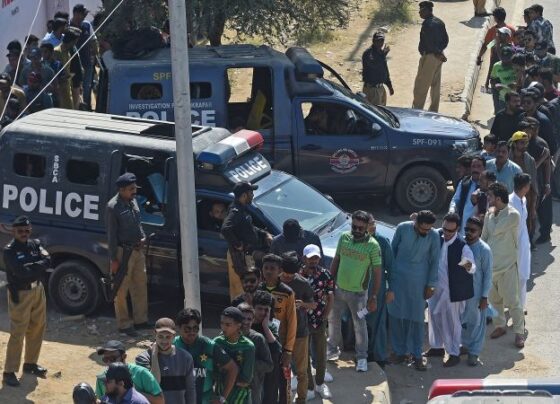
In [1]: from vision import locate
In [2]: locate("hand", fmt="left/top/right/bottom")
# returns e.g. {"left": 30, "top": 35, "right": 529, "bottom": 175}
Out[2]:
{"left": 265, "top": 233, "right": 273, "bottom": 246}
{"left": 110, "top": 260, "right": 120, "bottom": 274}
{"left": 461, "top": 260, "right": 473, "bottom": 271}
{"left": 295, "top": 299, "right": 303, "bottom": 309}
{"left": 424, "top": 287, "right": 435, "bottom": 300}
{"left": 281, "top": 351, "right": 292, "bottom": 368}
{"left": 244, "top": 292, "right": 253, "bottom": 306}
{"left": 439, "top": 54, "right": 447, "bottom": 63}
{"left": 389, "top": 87, "right": 395, "bottom": 96}
{"left": 383, "top": 45, "right": 391, "bottom": 55}
{"left": 479, "top": 297, "right": 488, "bottom": 310}
{"left": 385, "top": 290, "right": 395, "bottom": 304}
{"left": 367, "top": 298, "right": 377, "bottom": 313}
{"left": 261, "top": 313, "right": 270, "bottom": 329}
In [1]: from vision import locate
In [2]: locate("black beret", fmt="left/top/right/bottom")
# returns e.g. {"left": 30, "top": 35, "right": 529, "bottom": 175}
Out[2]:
{"left": 221, "top": 306, "right": 244, "bottom": 323}
{"left": 115, "top": 172, "right": 138, "bottom": 188}
{"left": 13, "top": 215, "right": 31, "bottom": 227}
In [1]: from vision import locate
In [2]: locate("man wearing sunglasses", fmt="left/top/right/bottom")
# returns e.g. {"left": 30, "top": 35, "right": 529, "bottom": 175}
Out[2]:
{"left": 327, "top": 210, "right": 382, "bottom": 373}
{"left": 231, "top": 267, "right": 262, "bottom": 307}
{"left": 388, "top": 210, "right": 440, "bottom": 371}
{"left": 174, "top": 308, "right": 239, "bottom": 404}
{"left": 425, "top": 213, "right": 475, "bottom": 368}
{"left": 2, "top": 216, "right": 50, "bottom": 387}
{"left": 95, "top": 340, "right": 164, "bottom": 404}
{"left": 461, "top": 217, "right": 493, "bottom": 366}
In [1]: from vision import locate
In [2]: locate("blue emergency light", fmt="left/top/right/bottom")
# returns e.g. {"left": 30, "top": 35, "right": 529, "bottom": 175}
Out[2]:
{"left": 197, "top": 130, "right": 264, "bottom": 168}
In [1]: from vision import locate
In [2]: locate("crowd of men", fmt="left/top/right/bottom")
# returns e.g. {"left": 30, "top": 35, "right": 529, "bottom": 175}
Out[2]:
{"left": 0, "top": 3, "right": 97, "bottom": 127}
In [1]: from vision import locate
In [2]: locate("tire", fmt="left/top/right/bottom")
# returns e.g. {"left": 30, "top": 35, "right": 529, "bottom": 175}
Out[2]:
{"left": 394, "top": 166, "right": 447, "bottom": 213}
{"left": 48, "top": 259, "right": 102, "bottom": 315}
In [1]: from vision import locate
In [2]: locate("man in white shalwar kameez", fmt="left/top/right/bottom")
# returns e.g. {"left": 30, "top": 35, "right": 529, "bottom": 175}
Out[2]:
{"left": 509, "top": 173, "right": 532, "bottom": 309}
{"left": 426, "top": 213, "right": 476, "bottom": 367}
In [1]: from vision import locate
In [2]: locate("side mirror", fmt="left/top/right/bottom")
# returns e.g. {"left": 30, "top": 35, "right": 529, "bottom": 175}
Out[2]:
{"left": 370, "top": 123, "right": 382, "bottom": 136}
{"left": 324, "top": 194, "right": 335, "bottom": 203}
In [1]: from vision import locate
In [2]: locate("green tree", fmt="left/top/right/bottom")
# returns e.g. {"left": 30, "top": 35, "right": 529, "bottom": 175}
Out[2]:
{"left": 99, "top": 0, "right": 355, "bottom": 46}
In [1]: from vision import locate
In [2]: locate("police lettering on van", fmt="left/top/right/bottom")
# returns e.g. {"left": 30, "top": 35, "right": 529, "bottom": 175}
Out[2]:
{"left": 2, "top": 184, "right": 100, "bottom": 220}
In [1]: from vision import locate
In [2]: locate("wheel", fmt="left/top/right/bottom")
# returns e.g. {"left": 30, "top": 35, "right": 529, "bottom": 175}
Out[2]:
{"left": 394, "top": 166, "right": 447, "bottom": 213}
{"left": 48, "top": 259, "right": 102, "bottom": 315}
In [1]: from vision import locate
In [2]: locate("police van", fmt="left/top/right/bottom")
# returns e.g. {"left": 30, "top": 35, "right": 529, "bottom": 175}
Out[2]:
{"left": 97, "top": 44, "right": 481, "bottom": 213}
{"left": 0, "top": 109, "right": 394, "bottom": 315}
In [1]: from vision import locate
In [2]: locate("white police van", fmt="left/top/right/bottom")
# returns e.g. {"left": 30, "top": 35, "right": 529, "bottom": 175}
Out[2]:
{"left": 0, "top": 109, "right": 394, "bottom": 315}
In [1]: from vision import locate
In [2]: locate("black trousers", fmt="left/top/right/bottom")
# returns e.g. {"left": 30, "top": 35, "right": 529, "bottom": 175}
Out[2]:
{"left": 537, "top": 193, "right": 553, "bottom": 236}
{"left": 263, "top": 344, "right": 281, "bottom": 404}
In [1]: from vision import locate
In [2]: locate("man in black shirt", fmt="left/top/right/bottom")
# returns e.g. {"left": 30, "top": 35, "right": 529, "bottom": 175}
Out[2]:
{"left": 519, "top": 118, "right": 553, "bottom": 244}
{"left": 491, "top": 91, "right": 522, "bottom": 142}
{"left": 412, "top": 1, "right": 449, "bottom": 112}
{"left": 221, "top": 181, "right": 272, "bottom": 300}
{"left": 270, "top": 219, "right": 322, "bottom": 259}
{"left": 3, "top": 216, "right": 50, "bottom": 387}
{"left": 520, "top": 89, "right": 557, "bottom": 155}
{"left": 362, "top": 31, "right": 394, "bottom": 106}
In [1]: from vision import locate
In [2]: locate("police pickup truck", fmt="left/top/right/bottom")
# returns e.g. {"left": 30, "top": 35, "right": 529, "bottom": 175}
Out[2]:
{"left": 0, "top": 109, "right": 394, "bottom": 315}
{"left": 97, "top": 44, "right": 481, "bottom": 213}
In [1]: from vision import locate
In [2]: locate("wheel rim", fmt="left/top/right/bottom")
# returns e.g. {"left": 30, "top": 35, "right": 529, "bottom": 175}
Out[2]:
{"left": 58, "top": 273, "right": 88, "bottom": 308}
{"left": 406, "top": 177, "right": 437, "bottom": 208}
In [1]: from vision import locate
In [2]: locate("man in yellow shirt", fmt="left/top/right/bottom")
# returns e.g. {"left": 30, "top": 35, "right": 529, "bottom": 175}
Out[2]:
{"left": 481, "top": 182, "right": 525, "bottom": 348}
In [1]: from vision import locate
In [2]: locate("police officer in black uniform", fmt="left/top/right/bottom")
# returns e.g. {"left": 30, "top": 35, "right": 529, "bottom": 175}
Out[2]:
{"left": 2, "top": 216, "right": 50, "bottom": 387}
{"left": 362, "top": 31, "right": 394, "bottom": 106}
{"left": 221, "top": 181, "right": 272, "bottom": 300}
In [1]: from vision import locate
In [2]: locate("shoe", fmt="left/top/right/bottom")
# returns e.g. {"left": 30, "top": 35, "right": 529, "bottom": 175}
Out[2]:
{"left": 515, "top": 333, "right": 526, "bottom": 348}
{"left": 460, "top": 346, "right": 469, "bottom": 356}
{"left": 467, "top": 354, "right": 479, "bottom": 366}
{"left": 535, "top": 235, "right": 551, "bottom": 244}
{"left": 412, "top": 356, "right": 427, "bottom": 371}
{"left": 315, "top": 383, "right": 332, "bottom": 399}
{"left": 423, "top": 348, "right": 445, "bottom": 357}
{"left": 356, "top": 358, "right": 368, "bottom": 372}
{"left": 2, "top": 372, "right": 20, "bottom": 387}
{"left": 324, "top": 370, "right": 333, "bottom": 383}
{"left": 22, "top": 363, "right": 47, "bottom": 378}
{"left": 134, "top": 322, "right": 154, "bottom": 330}
{"left": 291, "top": 375, "right": 297, "bottom": 391}
{"left": 326, "top": 349, "right": 340, "bottom": 361}
{"left": 490, "top": 327, "right": 506, "bottom": 339}
{"left": 443, "top": 355, "right": 460, "bottom": 367}
{"left": 306, "top": 389, "right": 315, "bottom": 401}
{"left": 119, "top": 327, "right": 139, "bottom": 337}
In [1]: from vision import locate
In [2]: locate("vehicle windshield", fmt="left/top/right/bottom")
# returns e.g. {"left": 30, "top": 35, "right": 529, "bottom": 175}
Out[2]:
{"left": 254, "top": 178, "right": 342, "bottom": 233}
{"left": 320, "top": 79, "right": 399, "bottom": 127}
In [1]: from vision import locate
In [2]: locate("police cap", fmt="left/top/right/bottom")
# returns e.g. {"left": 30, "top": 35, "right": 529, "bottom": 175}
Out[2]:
{"left": 115, "top": 172, "right": 138, "bottom": 188}
{"left": 233, "top": 181, "right": 258, "bottom": 198}
{"left": 372, "top": 32, "right": 385, "bottom": 41}
{"left": 12, "top": 215, "right": 31, "bottom": 227}
{"left": 419, "top": 1, "right": 434, "bottom": 10}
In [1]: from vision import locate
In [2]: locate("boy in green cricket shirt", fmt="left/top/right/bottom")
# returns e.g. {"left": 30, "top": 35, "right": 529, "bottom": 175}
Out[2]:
{"left": 174, "top": 308, "right": 238, "bottom": 404}
{"left": 214, "top": 307, "right": 256, "bottom": 404}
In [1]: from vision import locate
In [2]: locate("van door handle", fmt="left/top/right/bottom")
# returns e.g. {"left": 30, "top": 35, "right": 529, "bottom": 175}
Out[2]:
{"left": 302, "top": 144, "right": 321, "bottom": 151}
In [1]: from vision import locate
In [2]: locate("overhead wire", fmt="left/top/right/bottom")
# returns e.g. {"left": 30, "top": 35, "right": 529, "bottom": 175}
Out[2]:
{"left": 0, "top": 0, "right": 43, "bottom": 122}
{"left": 14, "top": 0, "right": 127, "bottom": 120}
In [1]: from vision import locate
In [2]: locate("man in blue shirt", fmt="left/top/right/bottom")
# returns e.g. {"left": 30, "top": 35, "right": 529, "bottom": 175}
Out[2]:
{"left": 486, "top": 141, "right": 522, "bottom": 193}
{"left": 102, "top": 362, "right": 150, "bottom": 404}
{"left": 449, "top": 156, "right": 485, "bottom": 236}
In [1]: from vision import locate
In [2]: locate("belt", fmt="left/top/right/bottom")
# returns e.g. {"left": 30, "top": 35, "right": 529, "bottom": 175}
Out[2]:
{"left": 365, "top": 83, "right": 384, "bottom": 88}
{"left": 19, "top": 281, "right": 40, "bottom": 291}
{"left": 119, "top": 242, "right": 143, "bottom": 251}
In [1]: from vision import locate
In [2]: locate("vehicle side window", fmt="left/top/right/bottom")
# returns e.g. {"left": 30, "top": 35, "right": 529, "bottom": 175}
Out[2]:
{"left": 13, "top": 153, "right": 46, "bottom": 178}
{"left": 131, "top": 83, "right": 163, "bottom": 100}
{"left": 302, "top": 101, "right": 371, "bottom": 136}
{"left": 197, "top": 199, "right": 228, "bottom": 233}
{"left": 67, "top": 160, "right": 99, "bottom": 185}
{"left": 191, "top": 82, "right": 212, "bottom": 99}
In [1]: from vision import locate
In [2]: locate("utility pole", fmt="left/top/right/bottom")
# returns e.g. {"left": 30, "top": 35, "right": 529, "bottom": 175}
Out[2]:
{"left": 168, "top": 0, "right": 201, "bottom": 312}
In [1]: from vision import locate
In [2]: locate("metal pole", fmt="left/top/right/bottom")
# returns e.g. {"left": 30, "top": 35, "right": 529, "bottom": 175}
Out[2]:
{"left": 168, "top": 0, "right": 201, "bottom": 311}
